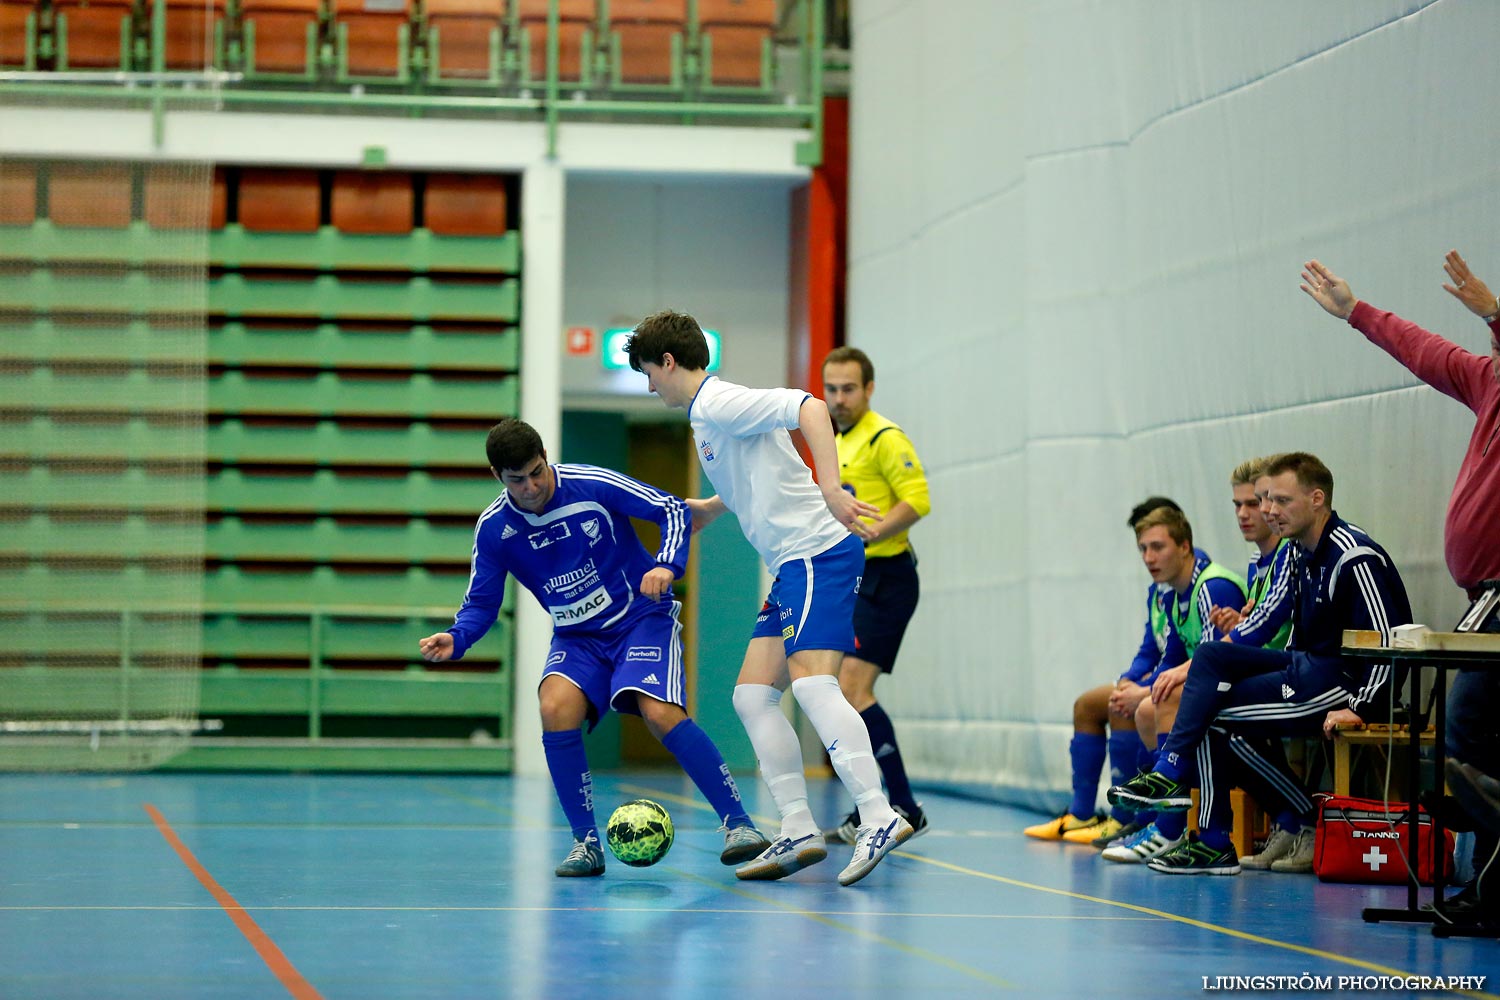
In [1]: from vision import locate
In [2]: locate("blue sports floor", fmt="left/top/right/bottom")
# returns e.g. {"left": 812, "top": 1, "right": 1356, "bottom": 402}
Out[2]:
{"left": 2, "top": 772, "right": 1496, "bottom": 999}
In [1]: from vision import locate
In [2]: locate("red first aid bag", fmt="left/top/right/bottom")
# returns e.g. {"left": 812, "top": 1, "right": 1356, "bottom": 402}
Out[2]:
{"left": 1313, "top": 795, "right": 1455, "bottom": 885}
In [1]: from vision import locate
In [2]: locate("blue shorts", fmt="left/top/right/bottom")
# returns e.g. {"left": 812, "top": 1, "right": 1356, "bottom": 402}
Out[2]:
{"left": 750, "top": 533, "right": 863, "bottom": 656}
{"left": 540, "top": 600, "right": 684, "bottom": 728}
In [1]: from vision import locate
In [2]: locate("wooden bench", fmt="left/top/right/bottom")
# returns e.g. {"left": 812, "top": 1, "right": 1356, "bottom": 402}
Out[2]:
{"left": 1332, "top": 722, "right": 1436, "bottom": 797}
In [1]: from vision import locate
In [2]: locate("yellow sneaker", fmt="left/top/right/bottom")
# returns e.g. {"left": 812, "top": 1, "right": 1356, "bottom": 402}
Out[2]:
{"left": 1063, "top": 816, "right": 1123, "bottom": 845}
{"left": 1023, "top": 812, "right": 1104, "bottom": 841}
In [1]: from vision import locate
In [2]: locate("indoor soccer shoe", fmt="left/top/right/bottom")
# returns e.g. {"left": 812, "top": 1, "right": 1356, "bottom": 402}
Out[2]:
{"left": 1063, "top": 815, "right": 1123, "bottom": 845}
{"left": 1146, "top": 832, "right": 1240, "bottom": 875}
{"left": 821, "top": 809, "right": 861, "bottom": 845}
{"left": 837, "top": 814, "right": 914, "bottom": 886}
{"left": 1092, "top": 817, "right": 1147, "bottom": 849}
{"left": 1100, "top": 821, "right": 1185, "bottom": 864}
{"left": 1023, "top": 811, "right": 1106, "bottom": 841}
{"left": 735, "top": 832, "right": 828, "bottom": 881}
{"left": 1107, "top": 771, "right": 1192, "bottom": 811}
{"left": 720, "top": 823, "right": 772, "bottom": 865}
{"left": 555, "top": 832, "right": 606, "bottom": 877}
{"left": 894, "top": 803, "right": 930, "bottom": 840}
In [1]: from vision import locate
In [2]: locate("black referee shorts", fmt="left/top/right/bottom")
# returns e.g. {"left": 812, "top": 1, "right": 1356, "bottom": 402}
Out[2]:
{"left": 851, "top": 550, "right": 920, "bottom": 672}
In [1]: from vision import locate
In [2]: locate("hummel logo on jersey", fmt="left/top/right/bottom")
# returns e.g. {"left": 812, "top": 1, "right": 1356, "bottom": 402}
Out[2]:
{"left": 640, "top": 673, "right": 660, "bottom": 686}
{"left": 501, "top": 525, "right": 517, "bottom": 539}
{"left": 1282, "top": 683, "right": 1296, "bottom": 699}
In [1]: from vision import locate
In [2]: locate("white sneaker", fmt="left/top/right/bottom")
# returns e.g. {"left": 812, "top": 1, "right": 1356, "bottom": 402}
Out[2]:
{"left": 734, "top": 832, "right": 827, "bottom": 881}
{"left": 1241, "top": 826, "right": 1296, "bottom": 870}
{"left": 837, "top": 814, "right": 913, "bottom": 886}
{"left": 1100, "top": 821, "right": 1186, "bottom": 864}
{"left": 1268, "top": 827, "right": 1316, "bottom": 873}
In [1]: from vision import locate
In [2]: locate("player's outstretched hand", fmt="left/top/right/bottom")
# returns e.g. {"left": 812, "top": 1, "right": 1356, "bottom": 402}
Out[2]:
{"left": 823, "top": 488, "right": 881, "bottom": 540}
{"left": 640, "top": 566, "right": 676, "bottom": 602}
{"left": 1441, "top": 249, "right": 1499, "bottom": 318}
{"left": 419, "top": 632, "right": 455, "bottom": 662}
{"left": 1300, "top": 259, "right": 1357, "bottom": 319}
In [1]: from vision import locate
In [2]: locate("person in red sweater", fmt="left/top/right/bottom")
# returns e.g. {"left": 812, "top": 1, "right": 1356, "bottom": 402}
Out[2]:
{"left": 1301, "top": 251, "right": 1500, "bottom": 920}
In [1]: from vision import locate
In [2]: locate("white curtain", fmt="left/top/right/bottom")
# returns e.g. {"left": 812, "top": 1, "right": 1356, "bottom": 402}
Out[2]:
{"left": 846, "top": 0, "right": 1497, "bottom": 810}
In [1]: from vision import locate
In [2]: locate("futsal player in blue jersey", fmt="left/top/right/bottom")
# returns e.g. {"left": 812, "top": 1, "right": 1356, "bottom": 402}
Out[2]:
{"left": 418, "top": 418, "right": 770, "bottom": 877}
{"left": 628, "top": 309, "right": 914, "bottom": 887}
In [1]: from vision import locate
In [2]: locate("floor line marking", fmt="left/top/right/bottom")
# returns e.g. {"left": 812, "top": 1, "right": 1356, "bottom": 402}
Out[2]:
{"left": 143, "top": 803, "right": 325, "bottom": 1000}
{"left": 903, "top": 853, "right": 1499, "bottom": 1000}
{"left": 673, "top": 869, "right": 1017, "bottom": 990}
{"left": 0, "top": 904, "right": 1156, "bottom": 920}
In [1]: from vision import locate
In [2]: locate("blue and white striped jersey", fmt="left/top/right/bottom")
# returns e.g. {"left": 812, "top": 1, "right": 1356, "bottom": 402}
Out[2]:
{"left": 1288, "top": 512, "right": 1413, "bottom": 716}
{"left": 1230, "top": 539, "right": 1294, "bottom": 647}
{"left": 446, "top": 464, "right": 691, "bottom": 659}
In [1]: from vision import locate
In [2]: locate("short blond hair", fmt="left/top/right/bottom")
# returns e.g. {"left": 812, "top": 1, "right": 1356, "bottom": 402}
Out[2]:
{"left": 1134, "top": 506, "right": 1193, "bottom": 549}
{"left": 1231, "top": 454, "right": 1280, "bottom": 486}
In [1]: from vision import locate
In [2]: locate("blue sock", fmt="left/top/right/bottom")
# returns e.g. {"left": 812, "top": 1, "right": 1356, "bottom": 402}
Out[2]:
{"left": 1154, "top": 733, "right": 1169, "bottom": 767}
{"left": 660, "top": 718, "right": 751, "bottom": 827}
{"left": 1136, "top": 740, "right": 1158, "bottom": 775}
{"left": 1156, "top": 811, "right": 1187, "bottom": 840}
{"left": 1069, "top": 732, "right": 1107, "bottom": 818}
{"left": 1275, "top": 811, "right": 1301, "bottom": 834}
{"left": 1199, "top": 827, "right": 1232, "bottom": 851}
{"left": 541, "top": 729, "right": 596, "bottom": 842}
{"left": 1107, "top": 730, "right": 1141, "bottom": 824}
{"left": 860, "top": 703, "right": 917, "bottom": 812}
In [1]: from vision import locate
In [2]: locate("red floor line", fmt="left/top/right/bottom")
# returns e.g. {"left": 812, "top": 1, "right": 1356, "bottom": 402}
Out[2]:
{"left": 143, "top": 803, "right": 324, "bottom": 1000}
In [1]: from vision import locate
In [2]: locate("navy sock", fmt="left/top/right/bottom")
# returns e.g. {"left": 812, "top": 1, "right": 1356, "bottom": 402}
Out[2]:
{"left": 541, "top": 729, "right": 596, "bottom": 842}
{"left": 860, "top": 703, "right": 917, "bottom": 812}
{"left": 1069, "top": 732, "right": 1107, "bottom": 818}
{"left": 1276, "top": 811, "right": 1301, "bottom": 834}
{"left": 660, "top": 718, "right": 751, "bottom": 827}
{"left": 1156, "top": 811, "right": 1187, "bottom": 840}
{"left": 1107, "top": 730, "right": 1141, "bottom": 823}
{"left": 1154, "top": 733, "right": 1168, "bottom": 766}
{"left": 1198, "top": 827, "right": 1232, "bottom": 851}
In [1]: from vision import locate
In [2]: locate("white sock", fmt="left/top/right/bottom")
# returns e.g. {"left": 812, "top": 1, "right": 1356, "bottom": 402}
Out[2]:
{"left": 790, "top": 674, "right": 896, "bottom": 827}
{"left": 732, "top": 684, "right": 816, "bottom": 837}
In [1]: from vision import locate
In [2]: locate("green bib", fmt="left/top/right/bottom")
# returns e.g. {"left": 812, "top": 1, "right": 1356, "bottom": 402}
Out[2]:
{"left": 1246, "top": 539, "right": 1293, "bottom": 651}
{"left": 1169, "top": 561, "right": 1247, "bottom": 658}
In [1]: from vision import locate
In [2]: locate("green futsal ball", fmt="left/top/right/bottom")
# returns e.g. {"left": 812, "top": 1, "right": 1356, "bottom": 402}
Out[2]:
{"left": 606, "top": 799, "right": 674, "bottom": 867}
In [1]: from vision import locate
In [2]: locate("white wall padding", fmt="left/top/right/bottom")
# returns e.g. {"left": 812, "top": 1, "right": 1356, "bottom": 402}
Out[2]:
{"left": 846, "top": 0, "right": 1498, "bottom": 810}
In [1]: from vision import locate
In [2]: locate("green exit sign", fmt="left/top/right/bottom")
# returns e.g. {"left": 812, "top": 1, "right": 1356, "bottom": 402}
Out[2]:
{"left": 601, "top": 327, "right": 721, "bottom": 372}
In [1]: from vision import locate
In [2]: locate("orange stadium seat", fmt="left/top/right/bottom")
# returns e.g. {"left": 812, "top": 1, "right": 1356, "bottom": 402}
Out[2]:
{"left": 144, "top": 165, "right": 228, "bottom": 230}
{"left": 331, "top": 171, "right": 414, "bottom": 235}
{"left": 240, "top": 0, "right": 321, "bottom": 75}
{"left": 54, "top": 0, "right": 135, "bottom": 69}
{"left": 48, "top": 162, "right": 133, "bottom": 228}
{"left": 425, "top": 0, "right": 504, "bottom": 80}
{"left": 334, "top": 0, "right": 410, "bottom": 78}
{"left": 699, "top": 0, "right": 775, "bottom": 88}
{"left": 150, "top": 0, "right": 226, "bottom": 68}
{"left": 516, "top": 0, "right": 592, "bottom": 83}
{"left": 609, "top": 0, "right": 683, "bottom": 85}
{"left": 0, "top": 0, "right": 38, "bottom": 68}
{"left": 238, "top": 169, "right": 322, "bottom": 233}
{"left": 0, "top": 161, "right": 38, "bottom": 225}
{"left": 424, "top": 173, "right": 507, "bottom": 237}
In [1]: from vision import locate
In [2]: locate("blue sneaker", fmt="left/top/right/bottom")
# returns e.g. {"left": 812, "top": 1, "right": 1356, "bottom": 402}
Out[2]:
{"left": 555, "top": 832, "right": 606, "bottom": 877}
{"left": 1100, "top": 821, "right": 1185, "bottom": 864}
{"left": 735, "top": 832, "right": 828, "bottom": 881}
{"left": 837, "top": 814, "right": 914, "bottom": 886}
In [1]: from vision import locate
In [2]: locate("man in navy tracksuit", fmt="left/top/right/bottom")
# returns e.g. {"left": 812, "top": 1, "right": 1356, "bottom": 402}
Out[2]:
{"left": 1108, "top": 452, "right": 1412, "bottom": 875}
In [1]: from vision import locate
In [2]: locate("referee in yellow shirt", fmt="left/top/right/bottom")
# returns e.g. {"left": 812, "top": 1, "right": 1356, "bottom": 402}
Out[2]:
{"left": 820, "top": 347, "right": 932, "bottom": 843}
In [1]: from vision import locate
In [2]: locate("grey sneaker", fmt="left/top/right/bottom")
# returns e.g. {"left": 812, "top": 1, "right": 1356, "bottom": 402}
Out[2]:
{"left": 821, "top": 809, "right": 861, "bottom": 845}
{"left": 837, "top": 814, "right": 914, "bottom": 887}
{"left": 720, "top": 823, "right": 771, "bottom": 865}
{"left": 735, "top": 832, "right": 828, "bottom": 881}
{"left": 555, "top": 832, "right": 606, "bottom": 877}
{"left": 1241, "top": 826, "right": 1296, "bottom": 870}
{"left": 1268, "top": 827, "right": 1316, "bottom": 873}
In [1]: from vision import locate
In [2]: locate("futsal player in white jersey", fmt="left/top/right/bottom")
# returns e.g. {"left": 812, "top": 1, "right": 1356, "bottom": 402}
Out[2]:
{"left": 628, "top": 310, "right": 914, "bottom": 886}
